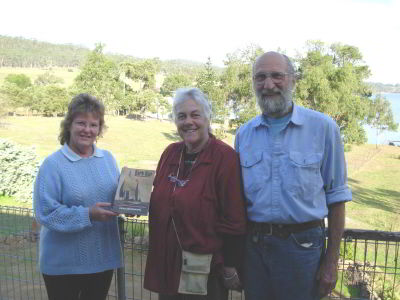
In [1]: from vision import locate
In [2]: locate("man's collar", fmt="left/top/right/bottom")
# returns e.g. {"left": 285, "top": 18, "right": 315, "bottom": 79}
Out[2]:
{"left": 61, "top": 144, "right": 103, "bottom": 162}
{"left": 290, "top": 104, "right": 304, "bottom": 126}
{"left": 251, "top": 115, "right": 265, "bottom": 128}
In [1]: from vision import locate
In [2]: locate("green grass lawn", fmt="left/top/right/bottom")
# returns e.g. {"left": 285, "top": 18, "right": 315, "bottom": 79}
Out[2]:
{"left": 0, "top": 66, "right": 80, "bottom": 87}
{"left": 0, "top": 115, "right": 234, "bottom": 169}
{"left": 345, "top": 144, "right": 400, "bottom": 231}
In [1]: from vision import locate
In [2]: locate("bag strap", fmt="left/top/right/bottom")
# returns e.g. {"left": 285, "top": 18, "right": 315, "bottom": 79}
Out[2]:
{"left": 172, "top": 216, "right": 183, "bottom": 251}
{"left": 171, "top": 148, "right": 184, "bottom": 251}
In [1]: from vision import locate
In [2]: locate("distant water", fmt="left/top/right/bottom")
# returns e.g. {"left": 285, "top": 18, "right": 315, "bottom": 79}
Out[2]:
{"left": 364, "top": 93, "right": 400, "bottom": 145}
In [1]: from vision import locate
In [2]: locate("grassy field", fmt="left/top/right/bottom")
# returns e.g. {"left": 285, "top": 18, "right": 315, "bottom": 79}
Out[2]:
{"left": 345, "top": 144, "right": 400, "bottom": 231}
{"left": 1, "top": 115, "right": 399, "bottom": 231}
{"left": 0, "top": 67, "right": 165, "bottom": 90}
{"left": 0, "top": 115, "right": 234, "bottom": 169}
{"left": 0, "top": 66, "right": 80, "bottom": 87}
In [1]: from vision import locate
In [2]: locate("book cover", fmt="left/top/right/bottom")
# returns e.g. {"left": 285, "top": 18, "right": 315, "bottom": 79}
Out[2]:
{"left": 111, "top": 167, "right": 155, "bottom": 215}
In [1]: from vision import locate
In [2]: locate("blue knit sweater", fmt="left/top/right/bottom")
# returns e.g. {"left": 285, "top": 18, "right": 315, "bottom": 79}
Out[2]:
{"left": 33, "top": 144, "right": 123, "bottom": 275}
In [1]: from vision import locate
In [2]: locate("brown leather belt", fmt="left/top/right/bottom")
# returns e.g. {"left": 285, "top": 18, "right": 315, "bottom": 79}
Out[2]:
{"left": 249, "top": 220, "right": 323, "bottom": 239}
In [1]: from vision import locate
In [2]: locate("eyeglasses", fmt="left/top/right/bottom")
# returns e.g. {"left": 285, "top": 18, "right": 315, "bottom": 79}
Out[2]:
{"left": 253, "top": 72, "right": 292, "bottom": 84}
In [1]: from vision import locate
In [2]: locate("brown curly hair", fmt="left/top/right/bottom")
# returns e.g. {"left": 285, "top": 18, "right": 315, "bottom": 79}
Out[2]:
{"left": 58, "top": 93, "right": 106, "bottom": 145}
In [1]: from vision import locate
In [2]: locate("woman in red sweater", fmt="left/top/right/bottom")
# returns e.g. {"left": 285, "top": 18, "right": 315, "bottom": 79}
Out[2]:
{"left": 144, "top": 88, "right": 247, "bottom": 300}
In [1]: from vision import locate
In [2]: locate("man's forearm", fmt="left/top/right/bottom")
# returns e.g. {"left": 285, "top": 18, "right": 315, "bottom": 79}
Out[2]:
{"left": 325, "top": 202, "right": 345, "bottom": 264}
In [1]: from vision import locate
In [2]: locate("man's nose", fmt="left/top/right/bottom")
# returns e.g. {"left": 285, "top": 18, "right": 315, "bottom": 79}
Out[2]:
{"left": 263, "top": 76, "right": 276, "bottom": 89}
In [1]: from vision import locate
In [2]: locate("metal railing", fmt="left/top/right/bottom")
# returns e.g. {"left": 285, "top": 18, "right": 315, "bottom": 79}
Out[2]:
{"left": 0, "top": 205, "right": 399, "bottom": 300}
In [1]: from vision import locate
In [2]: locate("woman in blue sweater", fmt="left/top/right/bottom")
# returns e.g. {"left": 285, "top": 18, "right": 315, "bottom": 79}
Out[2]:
{"left": 33, "top": 93, "right": 123, "bottom": 300}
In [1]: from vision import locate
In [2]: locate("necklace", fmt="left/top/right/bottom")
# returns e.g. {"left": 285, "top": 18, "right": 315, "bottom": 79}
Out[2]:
{"left": 168, "top": 146, "right": 197, "bottom": 190}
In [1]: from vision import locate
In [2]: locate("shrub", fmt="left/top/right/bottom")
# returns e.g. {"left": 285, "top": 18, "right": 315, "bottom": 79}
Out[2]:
{"left": 0, "top": 139, "right": 39, "bottom": 203}
{"left": 214, "top": 127, "right": 227, "bottom": 140}
{"left": 344, "top": 144, "right": 352, "bottom": 152}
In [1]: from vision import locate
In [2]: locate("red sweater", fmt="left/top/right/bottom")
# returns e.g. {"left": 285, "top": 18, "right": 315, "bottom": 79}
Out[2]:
{"left": 144, "top": 136, "right": 247, "bottom": 295}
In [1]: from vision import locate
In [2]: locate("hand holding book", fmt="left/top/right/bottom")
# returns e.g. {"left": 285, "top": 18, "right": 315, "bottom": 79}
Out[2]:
{"left": 110, "top": 167, "right": 155, "bottom": 215}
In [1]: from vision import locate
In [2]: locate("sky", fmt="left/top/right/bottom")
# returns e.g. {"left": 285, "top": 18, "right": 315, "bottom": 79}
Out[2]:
{"left": 0, "top": 0, "right": 399, "bottom": 84}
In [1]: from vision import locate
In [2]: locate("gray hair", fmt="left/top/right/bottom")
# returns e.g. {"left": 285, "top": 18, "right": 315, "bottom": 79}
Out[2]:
{"left": 252, "top": 52, "right": 295, "bottom": 76}
{"left": 172, "top": 87, "right": 212, "bottom": 122}
{"left": 283, "top": 54, "right": 295, "bottom": 75}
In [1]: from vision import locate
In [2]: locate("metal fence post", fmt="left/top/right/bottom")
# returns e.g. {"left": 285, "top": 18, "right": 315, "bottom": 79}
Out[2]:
{"left": 117, "top": 216, "right": 126, "bottom": 300}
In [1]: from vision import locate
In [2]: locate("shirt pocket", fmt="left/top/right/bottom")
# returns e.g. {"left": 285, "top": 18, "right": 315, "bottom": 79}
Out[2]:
{"left": 283, "top": 152, "right": 323, "bottom": 198}
{"left": 240, "top": 152, "right": 270, "bottom": 194}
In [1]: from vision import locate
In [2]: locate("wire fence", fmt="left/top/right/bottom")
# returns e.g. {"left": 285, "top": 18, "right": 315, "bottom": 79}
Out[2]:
{"left": 0, "top": 205, "right": 399, "bottom": 300}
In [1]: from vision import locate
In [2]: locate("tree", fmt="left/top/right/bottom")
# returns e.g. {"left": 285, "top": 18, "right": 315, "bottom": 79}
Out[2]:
{"left": 367, "top": 94, "right": 398, "bottom": 147}
{"left": 121, "top": 58, "right": 160, "bottom": 90}
{"left": 73, "top": 44, "right": 124, "bottom": 113}
{"left": 220, "top": 45, "right": 264, "bottom": 126}
{"left": 160, "top": 73, "right": 192, "bottom": 96}
{"left": 120, "top": 58, "right": 163, "bottom": 116}
{"left": 154, "top": 94, "right": 172, "bottom": 120}
{"left": 195, "top": 57, "right": 228, "bottom": 123}
{"left": 31, "top": 85, "right": 69, "bottom": 116}
{"left": 296, "top": 41, "right": 372, "bottom": 144}
{"left": 130, "top": 89, "right": 159, "bottom": 115}
{"left": 34, "top": 72, "right": 64, "bottom": 86}
{"left": 0, "top": 77, "right": 33, "bottom": 111}
{"left": 4, "top": 73, "right": 32, "bottom": 89}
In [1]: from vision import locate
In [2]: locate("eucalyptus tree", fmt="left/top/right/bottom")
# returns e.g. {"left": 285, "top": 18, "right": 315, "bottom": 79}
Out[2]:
{"left": 73, "top": 43, "right": 124, "bottom": 113}
{"left": 160, "top": 73, "right": 192, "bottom": 97}
{"left": 0, "top": 74, "right": 33, "bottom": 111}
{"left": 119, "top": 58, "right": 162, "bottom": 116}
{"left": 220, "top": 45, "right": 264, "bottom": 126}
{"left": 296, "top": 41, "right": 372, "bottom": 144}
{"left": 196, "top": 57, "right": 228, "bottom": 123}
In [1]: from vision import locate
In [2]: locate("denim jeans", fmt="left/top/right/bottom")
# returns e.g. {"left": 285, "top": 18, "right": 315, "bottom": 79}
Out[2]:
{"left": 244, "top": 226, "right": 324, "bottom": 300}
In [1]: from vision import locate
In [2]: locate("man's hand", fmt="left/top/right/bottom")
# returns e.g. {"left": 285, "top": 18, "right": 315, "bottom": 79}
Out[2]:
{"left": 89, "top": 202, "right": 119, "bottom": 222}
{"left": 316, "top": 259, "right": 338, "bottom": 297}
{"left": 317, "top": 201, "right": 345, "bottom": 298}
{"left": 222, "top": 266, "right": 242, "bottom": 291}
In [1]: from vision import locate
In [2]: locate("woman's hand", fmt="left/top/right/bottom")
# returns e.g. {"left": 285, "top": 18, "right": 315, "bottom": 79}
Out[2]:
{"left": 89, "top": 202, "right": 119, "bottom": 222}
{"left": 222, "top": 266, "right": 242, "bottom": 291}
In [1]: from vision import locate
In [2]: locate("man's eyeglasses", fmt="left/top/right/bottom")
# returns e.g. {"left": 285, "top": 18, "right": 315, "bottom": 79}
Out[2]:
{"left": 253, "top": 72, "right": 292, "bottom": 84}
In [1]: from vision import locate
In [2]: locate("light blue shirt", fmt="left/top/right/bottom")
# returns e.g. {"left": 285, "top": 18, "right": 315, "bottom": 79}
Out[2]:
{"left": 235, "top": 104, "right": 352, "bottom": 223}
{"left": 34, "top": 144, "right": 123, "bottom": 275}
{"left": 264, "top": 113, "right": 291, "bottom": 137}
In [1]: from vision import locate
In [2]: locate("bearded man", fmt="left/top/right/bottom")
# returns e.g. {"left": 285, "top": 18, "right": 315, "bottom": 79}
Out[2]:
{"left": 235, "top": 52, "right": 352, "bottom": 300}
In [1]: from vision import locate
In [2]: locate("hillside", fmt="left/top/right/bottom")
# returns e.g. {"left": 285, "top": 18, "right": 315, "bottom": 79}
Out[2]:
{"left": 368, "top": 82, "right": 400, "bottom": 93}
{"left": 0, "top": 35, "right": 90, "bottom": 67}
{"left": 0, "top": 35, "right": 207, "bottom": 76}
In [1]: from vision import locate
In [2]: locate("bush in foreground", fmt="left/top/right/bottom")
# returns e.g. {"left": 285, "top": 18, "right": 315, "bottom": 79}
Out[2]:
{"left": 0, "top": 139, "right": 39, "bottom": 203}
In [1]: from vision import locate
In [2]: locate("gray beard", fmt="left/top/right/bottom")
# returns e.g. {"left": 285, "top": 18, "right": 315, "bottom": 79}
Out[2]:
{"left": 256, "top": 89, "right": 293, "bottom": 117}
